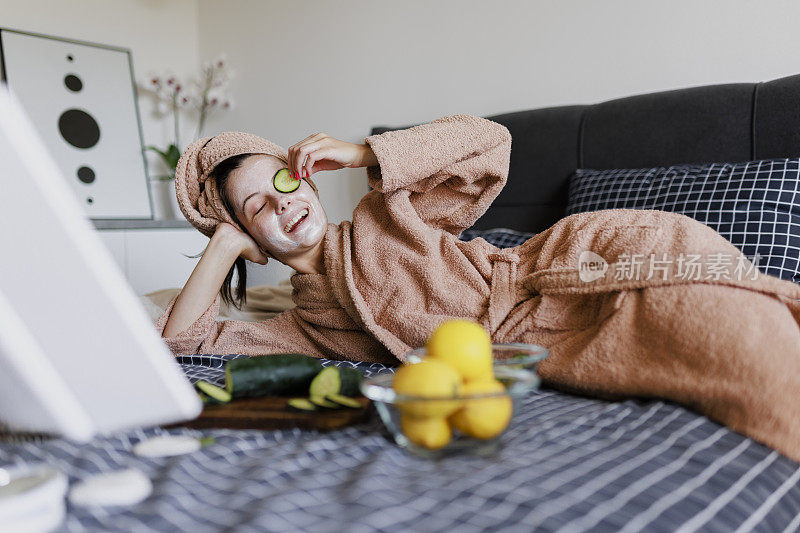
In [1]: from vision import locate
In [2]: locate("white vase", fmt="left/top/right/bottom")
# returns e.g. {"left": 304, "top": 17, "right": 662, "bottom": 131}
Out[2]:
{"left": 150, "top": 179, "right": 183, "bottom": 220}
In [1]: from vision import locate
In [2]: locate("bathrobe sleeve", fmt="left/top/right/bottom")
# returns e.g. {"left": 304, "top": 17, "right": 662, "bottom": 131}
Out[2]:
{"left": 153, "top": 293, "right": 397, "bottom": 363}
{"left": 363, "top": 113, "right": 512, "bottom": 236}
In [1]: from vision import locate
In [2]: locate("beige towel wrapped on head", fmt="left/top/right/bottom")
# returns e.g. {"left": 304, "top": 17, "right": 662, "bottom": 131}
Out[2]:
{"left": 174, "top": 131, "right": 319, "bottom": 239}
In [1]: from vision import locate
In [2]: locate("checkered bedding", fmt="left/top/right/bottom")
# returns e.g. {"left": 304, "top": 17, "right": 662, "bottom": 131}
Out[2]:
{"left": 1, "top": 354, "right": 799, "bottom": 532}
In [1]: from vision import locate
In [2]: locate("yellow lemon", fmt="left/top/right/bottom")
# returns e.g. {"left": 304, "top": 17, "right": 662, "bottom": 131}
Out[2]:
{"left": 392, "top": 359, "right": 462, "bottom": 418}
{"left": 400, "top": 415, "right": 452, "bottom": 450}
{"left": 426, "top": 319, "right": 493, "bottom": 381}
{"left": 448, "top": 378, "right": 512, "bottom": 440}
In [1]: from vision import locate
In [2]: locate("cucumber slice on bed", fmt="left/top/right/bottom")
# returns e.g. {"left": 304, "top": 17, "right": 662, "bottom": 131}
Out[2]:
{"left": 325, "top": 394, "right": 362, "bottom": 409}
{"left": 195, "top": 380, "right": 232, "bottom": 403}
{"left": 308, "top": 367, "right": 364, "bottom": 398}
{"left": 273, "top": 168, "right": 300, "bottom": 193}
{"left": 197, "top": 391, "right": 225, "bottom": 406}
{"left": 309, "top": 395, "right": 342, "bottom": 409}
{"left": 225, "top": 353, "right": 323, "bottom": 398}
{"left": 287, "top": 398, "right": 317, "bottom": 412}
{"left": 196, "top": 391, "right": 219, "bottom": 405}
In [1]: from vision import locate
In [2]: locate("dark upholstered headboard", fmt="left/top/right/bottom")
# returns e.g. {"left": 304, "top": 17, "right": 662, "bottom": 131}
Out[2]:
{"left": 370, "top": 73, "right": 800, "bottom": 234}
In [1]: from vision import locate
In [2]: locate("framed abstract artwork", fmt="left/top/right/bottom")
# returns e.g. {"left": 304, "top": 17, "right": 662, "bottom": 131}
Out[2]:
{"left": 0, "top": 27, "right": 152, "bottom": 219}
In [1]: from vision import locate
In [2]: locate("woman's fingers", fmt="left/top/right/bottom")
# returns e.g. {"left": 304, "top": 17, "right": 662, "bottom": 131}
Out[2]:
{"left": 295, "top": 139, "right": 329, "bottom": 177}
{"left": 288, "top": 132, "right": 325, "bottom": 178}
{"left": 287, "top": 133, "right": 316, "bottom": 177}
{"left": 304, "top": 145, "right": 337, "bottom": 177}
{"left": 287, "top": 132, "right": 359, "bottom": 178}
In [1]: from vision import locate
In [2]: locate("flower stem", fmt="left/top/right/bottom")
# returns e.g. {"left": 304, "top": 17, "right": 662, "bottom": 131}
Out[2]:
{"left": 173, "top": 92, "right": 180, "bottom": 150}
{"left": 195, "top": 68, "right": 212, "bottom": 139}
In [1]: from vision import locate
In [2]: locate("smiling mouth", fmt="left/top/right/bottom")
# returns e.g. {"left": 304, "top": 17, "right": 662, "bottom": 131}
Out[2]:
{"left": 283, "top": 208, "right": 309, "bottom": 233}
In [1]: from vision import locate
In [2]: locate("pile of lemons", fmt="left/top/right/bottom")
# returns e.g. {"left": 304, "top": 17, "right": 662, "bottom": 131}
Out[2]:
{"left": 393, "top": 319, "right": 512, "bottom": 450}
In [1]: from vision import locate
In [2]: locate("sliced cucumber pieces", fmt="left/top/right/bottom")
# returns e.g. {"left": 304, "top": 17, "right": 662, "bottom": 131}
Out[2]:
{"left": 309, "top": 396, "right": 341, "bottom": 409}
{"left": 309, "top": 367, "right": 339, "bottom": 398}
{"left": 197, "top": 391, "right": 218, "bottom": 405}
{"left": 325, "top": 394, "right": 361, "bottom": 409}
{"left": 308, "top": 367, "right": 364, "bottom": 398}
{"left": 273, "top": 168, "right": 300, "bottom": 193}
{"left": 195, "top": 380, "right": 232, "bottom": 404}
{"left": 287, "top": 398, "right": 317, "bottom": 412}
{"left": 288, "top": 394, "right": 362, "bottom": 411}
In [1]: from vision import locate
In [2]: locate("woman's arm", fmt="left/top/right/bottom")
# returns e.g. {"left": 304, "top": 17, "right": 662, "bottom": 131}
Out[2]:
{"left": 155, "top": 271, "right": 397, "bottom": 363}
{"left": 155, "top": 221, "right": 396, "bottom": 362}
{"left": 162, "top": 223, "right": 264, "bottom": 338}
{"left": 362, "top": 113, "right": 512, "bottom": 236}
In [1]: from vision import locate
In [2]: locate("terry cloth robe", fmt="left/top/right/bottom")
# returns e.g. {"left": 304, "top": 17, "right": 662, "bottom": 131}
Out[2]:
{"left": 155, "top": 113, "right": 800, "bottom": 463}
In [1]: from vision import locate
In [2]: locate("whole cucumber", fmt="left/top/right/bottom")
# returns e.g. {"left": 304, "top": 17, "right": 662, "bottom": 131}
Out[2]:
{"left": 225, "top": 353, "right": 323, "bottom": 398}
{"left": 338, "top": 368, "right": 363, "bottom": 396}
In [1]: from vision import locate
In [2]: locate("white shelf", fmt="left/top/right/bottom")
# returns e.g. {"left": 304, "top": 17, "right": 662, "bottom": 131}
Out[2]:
{"left": 92, "top": 219, "right": 192, "bottom": 230}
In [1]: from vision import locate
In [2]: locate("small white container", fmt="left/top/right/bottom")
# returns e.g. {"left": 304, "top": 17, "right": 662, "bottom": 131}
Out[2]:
{"left": 0, "top": 464, "right": 67, "bottom": 533}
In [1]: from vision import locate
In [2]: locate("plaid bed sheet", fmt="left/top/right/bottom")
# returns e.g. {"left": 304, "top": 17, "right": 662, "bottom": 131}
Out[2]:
{"left": 1, "top": 354, "right": 799, "bottom": 533}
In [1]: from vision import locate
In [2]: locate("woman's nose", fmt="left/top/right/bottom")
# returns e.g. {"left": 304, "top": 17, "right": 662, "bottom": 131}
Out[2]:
{"left": 277, "top": 197, "right": 291, "bottom": 213}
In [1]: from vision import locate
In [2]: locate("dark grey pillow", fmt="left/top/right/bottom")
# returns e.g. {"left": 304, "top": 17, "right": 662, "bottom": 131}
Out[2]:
{"left": 566, "top": 158, "right": 800, "bottom": 283}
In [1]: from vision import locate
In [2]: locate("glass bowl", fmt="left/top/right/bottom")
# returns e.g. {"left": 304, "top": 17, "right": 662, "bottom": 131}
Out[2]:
{"left": 360, "top": 343, "right": 549, "bottom": 458}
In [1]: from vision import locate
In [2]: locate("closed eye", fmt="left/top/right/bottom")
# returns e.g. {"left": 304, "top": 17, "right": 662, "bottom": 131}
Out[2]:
{"left": 255, "top": 203, "right": 266, "bottom": 216}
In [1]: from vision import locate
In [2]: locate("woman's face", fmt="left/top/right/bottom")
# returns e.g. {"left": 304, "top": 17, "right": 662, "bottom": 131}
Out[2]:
{"left": 226, "top": 154, "right": 327, "bottom": 258}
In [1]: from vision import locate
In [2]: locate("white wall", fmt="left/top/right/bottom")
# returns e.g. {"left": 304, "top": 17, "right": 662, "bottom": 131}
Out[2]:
{"left": 196, "top": 0, "right": 800, "bottom": 285}
{"left": 5, "top": 0, "right": 800, "bottom": 288}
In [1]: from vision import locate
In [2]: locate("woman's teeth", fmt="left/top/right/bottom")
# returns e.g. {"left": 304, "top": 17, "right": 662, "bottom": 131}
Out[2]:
{"left": 284, "top": 208, "right": 309, "bottom": 233}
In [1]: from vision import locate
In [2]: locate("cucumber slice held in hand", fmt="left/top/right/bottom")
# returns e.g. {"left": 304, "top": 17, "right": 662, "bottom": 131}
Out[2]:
{"left": 273, "top": 168, "right": 300, "bottom": 193}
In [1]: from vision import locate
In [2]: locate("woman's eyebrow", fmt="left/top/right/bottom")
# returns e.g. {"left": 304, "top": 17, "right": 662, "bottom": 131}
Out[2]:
{"left": 241, "top": 167, "right": 286, "bottom": 212}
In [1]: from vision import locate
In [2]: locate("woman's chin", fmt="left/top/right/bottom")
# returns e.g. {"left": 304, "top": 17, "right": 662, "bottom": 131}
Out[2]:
{"left": 297, "top": 219, "right": 325, "bottom": 243}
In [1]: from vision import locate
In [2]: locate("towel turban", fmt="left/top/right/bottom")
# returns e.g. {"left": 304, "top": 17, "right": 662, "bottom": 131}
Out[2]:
{"left": 174, "top": 131, "right": 319, "bottom": 238}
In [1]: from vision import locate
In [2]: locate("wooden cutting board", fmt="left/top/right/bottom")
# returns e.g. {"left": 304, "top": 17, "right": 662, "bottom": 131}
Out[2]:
{"left": 171, "top": 395, "right": 374, "bottom": 431}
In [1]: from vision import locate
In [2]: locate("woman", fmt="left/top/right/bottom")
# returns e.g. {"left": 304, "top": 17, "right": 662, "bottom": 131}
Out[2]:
{"left": 158, "top": 114, "right": 515, "bottom": 363}
{"left": 156, "top": 114, "right": 800, "bottom": 462}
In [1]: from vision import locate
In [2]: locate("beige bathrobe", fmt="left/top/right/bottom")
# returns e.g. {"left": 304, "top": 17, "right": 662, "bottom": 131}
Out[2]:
{"left": 155, "top": 113, "right": 800, "bottom": 462}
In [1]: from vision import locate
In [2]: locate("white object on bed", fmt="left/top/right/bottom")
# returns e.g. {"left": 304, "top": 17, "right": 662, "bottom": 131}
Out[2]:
{"left": 0, "top": 83, "right": 201, "bottom": 441}
{"left": 0, "top": 464, "right": 67, "bottom": 532}
{"left": 132, "top": 435, "right": 201, "bottom": 458}
{"left": 68, "top": 468, "right": 152, "bottom": 507}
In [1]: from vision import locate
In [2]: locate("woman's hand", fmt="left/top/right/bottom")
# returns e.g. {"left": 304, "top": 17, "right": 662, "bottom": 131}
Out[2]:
{"left": 212, "top": 222, "right": 271, "bottom": 265}
{"left": 287, "top": 133, "right": 378, "bottom": 179}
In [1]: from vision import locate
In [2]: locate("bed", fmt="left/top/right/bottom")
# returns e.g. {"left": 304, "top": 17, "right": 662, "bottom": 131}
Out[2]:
{"left": 4, "top": 74, "right": 800, "bottom": 532}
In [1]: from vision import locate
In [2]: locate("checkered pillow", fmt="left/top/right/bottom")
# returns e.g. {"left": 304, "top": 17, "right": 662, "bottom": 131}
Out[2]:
{"left": 458, "top": 228, "right": 534, "bottom": 248}
{"left": 566, "top": 158, "right": 800, "bottom": 283}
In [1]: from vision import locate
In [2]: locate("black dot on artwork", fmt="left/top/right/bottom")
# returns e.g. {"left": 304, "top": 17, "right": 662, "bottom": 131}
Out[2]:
{"left": 77, "top": 166, "right": 95, "bottom": 184}
{"left": 58, "top": 109, "right": 100, "bottom": 149}
{"left": 66, "top": 54, "right": 73, "bottom": 62}
{"left": 64, "top": 74, "right": 82, "bottom": 92}
{"left": 86, "top": 196, "right": 94, "bottom": 204}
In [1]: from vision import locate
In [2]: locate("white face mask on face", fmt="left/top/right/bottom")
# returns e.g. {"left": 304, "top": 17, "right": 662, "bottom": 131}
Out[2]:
{"left": 231, "top": 156, "right": 328, "bottom": 258}
{"left": 253, "top": 178, "right": 326, "bottom": 255}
